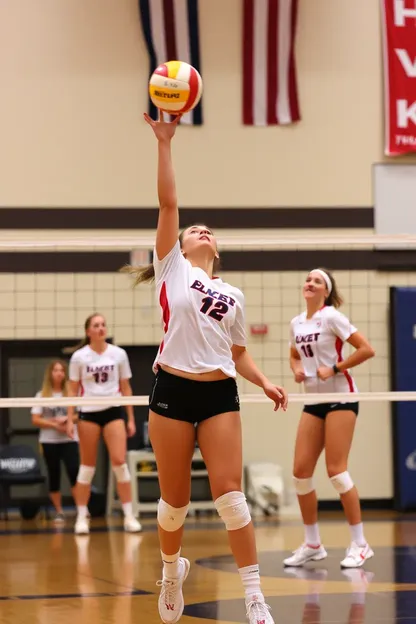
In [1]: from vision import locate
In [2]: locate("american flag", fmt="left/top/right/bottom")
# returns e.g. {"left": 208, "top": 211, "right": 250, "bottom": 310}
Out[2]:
{"left": 243, "top": 0, "right": 300, "bottom": 126}
{"left": 138, "top": 0, "right": 203, "bottom": 126}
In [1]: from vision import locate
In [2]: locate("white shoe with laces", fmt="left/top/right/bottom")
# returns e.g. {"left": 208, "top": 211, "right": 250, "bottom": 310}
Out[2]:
{"left": 74, "top": 515, "right": 90, "bottom": 535}
{"left": 157, "top": 557, "right": 190, "bottom": 624}
{"left": 246, "top": 599, "right": 274, "bottom": 624}
{"left": 283, "top": 543, "right": 327, "bottom": 567}
{"left": 340, "top": 542, "right": 374, "bottom": 568}
{"left": 123, "top": 516, "right": 142, "bottom": 533}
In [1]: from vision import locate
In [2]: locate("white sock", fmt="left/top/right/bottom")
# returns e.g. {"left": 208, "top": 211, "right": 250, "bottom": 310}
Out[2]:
{"left": 350, "top": 522, "right": 366, "bottom": 546}
{"left": 304, "top": 523, "right": 321, "bottom": 547}
{"left": 162, "top": 549, "right": 182, "bottom": 579}
{"left": 238, "top": 564, "right": 264, "bottom": 604}
{"left": 77, "top": 505, "right": 88, "bottom": 519}
{"left": 122, "top": 502, "right": 133, "bottom": 518}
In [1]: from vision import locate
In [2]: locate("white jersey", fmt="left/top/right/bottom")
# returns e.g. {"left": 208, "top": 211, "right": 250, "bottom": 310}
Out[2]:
{"left": 69, "top": 343, "right": 132, "bottom": 412}
{"left": 153, "top": 241, "right": 246, "bottom": 378}
{"left": 290, "top": 306, "right": 358, "bottom": 399}
{"left": 31, "top": 392, "right": 79, "bottom": 444}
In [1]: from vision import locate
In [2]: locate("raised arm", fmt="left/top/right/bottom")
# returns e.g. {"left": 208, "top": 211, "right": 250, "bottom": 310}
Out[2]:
{"left": 144, "top": 111, "right": 181, "bottom": 260}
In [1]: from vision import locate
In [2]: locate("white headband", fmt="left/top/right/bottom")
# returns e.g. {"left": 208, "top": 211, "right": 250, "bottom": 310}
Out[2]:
{"left": 310, "top": 269, "right": 332, "bottom": 294}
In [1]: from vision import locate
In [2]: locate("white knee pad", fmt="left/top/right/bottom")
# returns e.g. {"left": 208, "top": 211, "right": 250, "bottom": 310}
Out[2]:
{"left": 113, "top": 463, "right": 130, "bottom": 483}
{"left": 77, "top": 465, "right": 95, "bottom": 485}
{"left": 215, "top": 491, "right": 251, "bottom": 531}
{"left": 330, "top": 471, "right": 354, "bottom": 494}
{"left": 293, "top": 476, "right": 315, "bottom": 496}
{"left": 157, "top": 499, "right": 190, "bottom": 532}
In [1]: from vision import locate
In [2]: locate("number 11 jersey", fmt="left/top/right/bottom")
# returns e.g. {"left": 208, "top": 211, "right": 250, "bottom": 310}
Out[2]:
{"left": 153, "top": 241, "right": 247, "bottom": 378}
{"left": 290, "top": 306, "right": 358, "bottom": 396}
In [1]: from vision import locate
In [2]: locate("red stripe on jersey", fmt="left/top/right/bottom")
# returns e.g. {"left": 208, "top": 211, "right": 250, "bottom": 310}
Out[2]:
{"left": 159, "top": 282, "right": 170, "bottom": 355}
{"left": 335, "top": 337, "right": 354, "bottom": 392}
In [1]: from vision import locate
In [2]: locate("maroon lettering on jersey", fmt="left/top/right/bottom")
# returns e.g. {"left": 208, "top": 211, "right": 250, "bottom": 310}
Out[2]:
{"left": 206, "top": 288, "right": 219, "bottom": 298}
{"left": 190, "top": 279, "right": 205, "bottom": 292}
{"left": 296, "top": 333, "right": 320, "bottom": 344}
{"left": 86, "top": 365, "right": 115, "bottom": 373}
{"left": 190, "top": 279, "right": 236, "bottom": 306}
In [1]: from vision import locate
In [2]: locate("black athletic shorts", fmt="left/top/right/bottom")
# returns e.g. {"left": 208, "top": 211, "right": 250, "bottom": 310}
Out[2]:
{"left": 79, "top": 406, "right": 126, "bottom": 427}
{"left": 303, "top": 402, "right": 359, "bottom": 420}
{"left": 149, "top": 368, "right": 240, "bottom": 425}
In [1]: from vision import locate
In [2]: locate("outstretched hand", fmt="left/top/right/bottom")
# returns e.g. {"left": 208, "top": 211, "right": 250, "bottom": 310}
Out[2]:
{"left": 144, "top": 109, "right": 181, "bottom": 141}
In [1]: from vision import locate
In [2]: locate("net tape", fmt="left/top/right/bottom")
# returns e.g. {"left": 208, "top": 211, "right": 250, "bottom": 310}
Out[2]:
{"left": 1, "top": 392, "right": 414, "bottom": 408}
{"left": 3, "top": 233, "right": 416, "bottom": 251}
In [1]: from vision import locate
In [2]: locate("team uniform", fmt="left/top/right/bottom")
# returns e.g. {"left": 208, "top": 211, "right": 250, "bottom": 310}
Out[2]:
{"left": 31, "top": 392, "right": 80, "bottom": 522}
{"left": 290, "top": 306, "right": 359, "bottom": 418}
{"left": 69, "top": 343, "right": 141, "bottom": 535}
{"left": 149, "top": 240, "right": 246, "bottom": 424}
{"left": 286, "top": 305, "right": 374, "bottom": 569}
{"left": 149, "top": 242, "right": 273, "bottom": 624}
{"left": 69, "top": 343, "right": 132, "bottom": 425}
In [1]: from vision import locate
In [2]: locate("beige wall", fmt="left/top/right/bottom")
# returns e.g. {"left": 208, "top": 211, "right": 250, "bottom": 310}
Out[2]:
{"left": 0, "top": 264, "right": 402, "bottom": 501}
{"left": 0, "top": 0, "right": 404, "bottom": 502}
{"left": 0, "top": 0, "right": 395, "bottom": 208}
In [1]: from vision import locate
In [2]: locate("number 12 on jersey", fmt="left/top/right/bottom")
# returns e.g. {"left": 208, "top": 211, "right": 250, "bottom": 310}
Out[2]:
{"left": 200, "top": 296, "right": 228, "bottom": 321}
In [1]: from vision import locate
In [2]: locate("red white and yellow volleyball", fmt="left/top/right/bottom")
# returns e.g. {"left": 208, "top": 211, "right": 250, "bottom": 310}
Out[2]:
{"left": 149, "top": 60, "right": 203, "bottom": 114}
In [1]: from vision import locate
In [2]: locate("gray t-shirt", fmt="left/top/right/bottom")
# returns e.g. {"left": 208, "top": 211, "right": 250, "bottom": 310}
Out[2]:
{"left": 31, "top": 392, "right": 79, "bottom": 444}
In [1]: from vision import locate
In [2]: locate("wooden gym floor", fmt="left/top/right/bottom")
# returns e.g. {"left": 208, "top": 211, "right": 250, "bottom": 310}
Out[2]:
{"left": 0, "top": 511, "right": 415, "bottom": 623}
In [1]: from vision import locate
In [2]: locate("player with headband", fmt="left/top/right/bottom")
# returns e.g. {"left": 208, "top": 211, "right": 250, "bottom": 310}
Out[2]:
{"left": 284, "top": 268, "right": 375, "bottom": 568}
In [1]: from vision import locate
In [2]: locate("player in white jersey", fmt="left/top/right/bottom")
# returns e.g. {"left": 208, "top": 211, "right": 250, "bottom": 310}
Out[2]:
{"left": 65, "top": 313, "right": 142, "bottom": 535}
{"left": 283, "top": 269, "right": 375, "bottom": 569}
{"left": 122, "top": 110, "right": 288, "bottom": 624}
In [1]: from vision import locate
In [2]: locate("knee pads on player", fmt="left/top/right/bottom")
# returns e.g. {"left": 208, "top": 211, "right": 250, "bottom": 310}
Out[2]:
{"left": 293, "top": 476, "right": 315, "bottom": 496}
{"left": 330, "top": 471, "right": 354, "bottom": 494}
{"left": 113, "top": 463, "right": 130, "bottom": 483}
{"left": 157, "top": 499, "right": 190, "bottom": 532}
{"left": 214, "top": 491, "right": 251, "bottom": 531}
{"left": 77, "top": 464, "right": 95, "bottom": 485}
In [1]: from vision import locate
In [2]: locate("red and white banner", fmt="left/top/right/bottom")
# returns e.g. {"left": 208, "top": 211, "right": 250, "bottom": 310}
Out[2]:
{"left": 242, "top": 0, "right": 300, "bottom": 126}
{"left": 381, "top": 0, "right": 416, "bottom": 155}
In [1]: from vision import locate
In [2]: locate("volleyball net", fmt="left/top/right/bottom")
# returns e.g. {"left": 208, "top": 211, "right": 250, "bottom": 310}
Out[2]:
{"left": 1, "top": 230, "right": 415, "bottom": 399}
{"left": 2, "top": 231, "right": 416, "bottom": 510}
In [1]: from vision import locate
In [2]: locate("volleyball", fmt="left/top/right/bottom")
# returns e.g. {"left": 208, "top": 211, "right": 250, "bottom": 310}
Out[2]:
{"left": 149, "top": 60, "right": 203, "bottom": 115}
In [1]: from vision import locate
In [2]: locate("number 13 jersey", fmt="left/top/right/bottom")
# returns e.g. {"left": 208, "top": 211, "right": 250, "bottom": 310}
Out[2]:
{"left": 153, "top": 241, "right": 247, "bottom": 378}
{"left": 290, "top": 306, "right": 358, "bottom": 396}
{"left": 69, "top": 343, "right": 132, "bottom": 412}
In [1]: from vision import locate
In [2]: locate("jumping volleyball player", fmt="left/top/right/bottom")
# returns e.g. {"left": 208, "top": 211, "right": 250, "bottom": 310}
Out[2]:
{"left": 65, "top": 314, "right": 142, "bottom": 535}
{"left": 284, "top": 269, "right": 375, "bottom": 568}
{"left": 123, "top": 110, "right": 288, "bottom": 624}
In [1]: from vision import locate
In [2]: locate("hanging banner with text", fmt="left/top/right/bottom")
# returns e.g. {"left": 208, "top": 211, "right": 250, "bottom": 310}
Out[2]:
{"left": 381, "top": 0, "right": 416, "bottom": 155}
